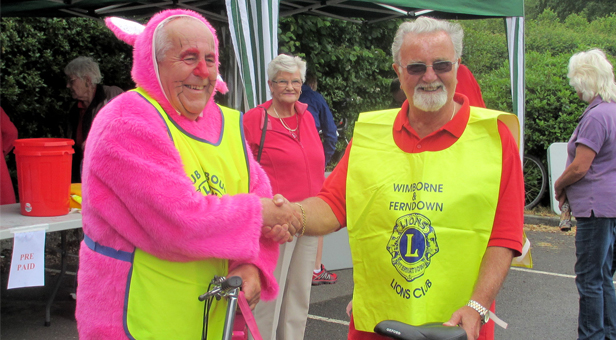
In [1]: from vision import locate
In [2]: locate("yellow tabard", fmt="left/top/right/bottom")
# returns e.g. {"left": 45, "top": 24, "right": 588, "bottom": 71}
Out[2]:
{"left": 347, "top": 107, "right": 516, "bottom": 332}
{"left": 124, "top": 88, "right": 250, "bottom": 339}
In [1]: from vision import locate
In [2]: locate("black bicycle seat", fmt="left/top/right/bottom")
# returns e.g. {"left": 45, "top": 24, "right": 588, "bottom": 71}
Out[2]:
{"left": 374, "top": 320, "right": 468, "bottom": 340}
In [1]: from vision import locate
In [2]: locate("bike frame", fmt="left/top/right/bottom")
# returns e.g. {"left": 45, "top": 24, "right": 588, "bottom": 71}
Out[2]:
{"left": 198, "top": 276, "right": 243, "bottom": 340}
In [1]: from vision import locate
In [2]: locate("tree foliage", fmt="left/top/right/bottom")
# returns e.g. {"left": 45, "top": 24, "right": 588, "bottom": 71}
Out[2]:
{"left": 477, "top": 11, "right": 615, "bottom": 161}
{"left": 278, "top": 16, "right": 400, "bottom": 136}
{"left": 277, "top": 11, "right": 616, "bottom": 166}
{"left": 526, "top": 0, "right": 616, "bottom": 21}
{"left": 1, "top": 17, "right": 135, "bottom": 139}
{"left": 1, "top": 11, "right": 616, "bottom": 169}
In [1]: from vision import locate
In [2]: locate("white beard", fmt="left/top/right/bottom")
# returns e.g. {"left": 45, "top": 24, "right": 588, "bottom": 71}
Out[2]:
{"left": 413, "top": 81, "right": 448, "bottom": 112}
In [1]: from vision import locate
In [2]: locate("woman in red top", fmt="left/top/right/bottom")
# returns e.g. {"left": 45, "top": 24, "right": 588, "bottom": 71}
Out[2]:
{"left": 243, "top": 54, "right": 326, "bottom": 340}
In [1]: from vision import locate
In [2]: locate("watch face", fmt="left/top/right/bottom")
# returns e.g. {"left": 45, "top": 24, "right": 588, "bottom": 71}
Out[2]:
{"left": 483, "top": 313, "right": 490, "bottom": 324}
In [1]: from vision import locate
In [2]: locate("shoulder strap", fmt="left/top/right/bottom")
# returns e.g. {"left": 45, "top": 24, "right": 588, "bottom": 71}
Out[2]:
{"left": 257, "top": 106, "right": 268, "bottom": 163}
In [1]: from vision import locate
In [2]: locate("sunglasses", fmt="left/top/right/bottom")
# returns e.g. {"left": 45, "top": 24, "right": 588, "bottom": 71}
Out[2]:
{"left": 405, "top": 61, "right": 458, "bottom": 75}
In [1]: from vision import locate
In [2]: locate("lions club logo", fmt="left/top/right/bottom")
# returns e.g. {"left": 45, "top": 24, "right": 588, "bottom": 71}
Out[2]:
{"left": 386, "top": 213, "right": 439, "bottom": 282}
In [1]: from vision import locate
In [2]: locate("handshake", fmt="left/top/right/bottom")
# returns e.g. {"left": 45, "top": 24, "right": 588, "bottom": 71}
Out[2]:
{"left": 260, "top": 194, "right": 303, "bottom": 244}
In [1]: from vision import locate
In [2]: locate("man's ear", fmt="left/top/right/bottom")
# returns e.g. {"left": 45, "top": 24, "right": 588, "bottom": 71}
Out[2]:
{"left": 393, "top": 63, "right": 401, "bottom": 77}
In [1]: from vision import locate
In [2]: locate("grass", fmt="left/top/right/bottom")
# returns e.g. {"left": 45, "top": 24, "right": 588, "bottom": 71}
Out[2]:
{"left": 525, "top": 204, "right": 558, "bottom": 217}
{"left": 525, "top": 223, "right": 576, "bottom": 235}
{"left": 524, "top": 204, "right": 576, "bottom": 235}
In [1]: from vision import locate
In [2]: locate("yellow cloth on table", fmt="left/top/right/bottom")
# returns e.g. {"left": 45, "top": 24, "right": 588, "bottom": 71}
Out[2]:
{"left": 69, "top": 183, "right": 82, "bottom": 209}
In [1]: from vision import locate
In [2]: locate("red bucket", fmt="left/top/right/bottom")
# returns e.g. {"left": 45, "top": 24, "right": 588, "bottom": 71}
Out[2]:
{"left": 13, "top": 138, "right": 75, "bottom": 216}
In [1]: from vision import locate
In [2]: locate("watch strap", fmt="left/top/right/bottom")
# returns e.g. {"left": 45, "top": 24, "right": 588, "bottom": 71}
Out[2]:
{"left": 466, "top": 300, "right": 509, "bottom": 329}
{"left": 467, "top": 300, "right": 489, "bottom": 323}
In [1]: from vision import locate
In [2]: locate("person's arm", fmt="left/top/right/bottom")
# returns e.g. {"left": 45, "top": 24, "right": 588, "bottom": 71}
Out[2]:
{"left": 554, "top": 144, "right": 596, "bottom": 207}
{"left": 289, "top": 138, "right": 352, "bottom": 236}
{"left": 296, "top": 196, "right": 341, "bottom": 236}
{"left": 1, "top": 108, "right": 18, "bottom": 156}
{"left": 444, "top": 120, "right": 521, "bottom": 339}
{"left": 444, "top": 246, "right": 514, "bottom": 340}
{"left": 84, "top": 94, "right": 296, "bottom": 263}
{"left": 320, "top": 100, "right": 338, "bottom": 165}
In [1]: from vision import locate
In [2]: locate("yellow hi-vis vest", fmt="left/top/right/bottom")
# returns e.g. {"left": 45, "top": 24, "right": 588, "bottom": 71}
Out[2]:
{"left": 347, "top": 107, "right": 518, "bottom": 332}
{"left": 124, "top": 88, "right": 250, "bottom": 339}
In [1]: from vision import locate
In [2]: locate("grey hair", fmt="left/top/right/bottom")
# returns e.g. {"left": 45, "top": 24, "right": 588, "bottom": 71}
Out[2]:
{"left": 154, "top": 16, "right": 204, "bottom": 62}
{"left": 568, "top": 48, "right": 616, "bottom": 103}
{"left": 267, "top": 54, "right": 306, "bottom": 82}
{"left": 391, "top": 17, "right": 464, "bottom": 66}
{"left": 64, "top": 56, "right": 102, "bottom": 84}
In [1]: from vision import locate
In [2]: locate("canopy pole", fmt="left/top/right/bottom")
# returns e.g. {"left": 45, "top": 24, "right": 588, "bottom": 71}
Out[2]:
{"left": 505, "top": 16, "right": 526, "bottom": 161}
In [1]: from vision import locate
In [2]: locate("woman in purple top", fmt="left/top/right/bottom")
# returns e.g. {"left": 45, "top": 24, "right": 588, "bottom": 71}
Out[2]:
{"left": 555, "top": 48, "right": 616, "bottom": 340}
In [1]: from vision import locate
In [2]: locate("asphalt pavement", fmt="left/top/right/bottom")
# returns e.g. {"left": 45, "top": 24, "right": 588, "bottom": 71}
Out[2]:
{"left": 1, "top": 222, "right": 589, "bottom": 340}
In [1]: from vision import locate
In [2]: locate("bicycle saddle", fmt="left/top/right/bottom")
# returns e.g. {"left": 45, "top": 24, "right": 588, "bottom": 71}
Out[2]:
{"left": 374, "top": 320, "right": 467, "bottom": 340}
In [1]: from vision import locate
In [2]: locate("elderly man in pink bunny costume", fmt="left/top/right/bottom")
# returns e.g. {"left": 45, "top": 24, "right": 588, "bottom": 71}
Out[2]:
{"left": 76, "top": 9, "right": 300, "bottom": 339}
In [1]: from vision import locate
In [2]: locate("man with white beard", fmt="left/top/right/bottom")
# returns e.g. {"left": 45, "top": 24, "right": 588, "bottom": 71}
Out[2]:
{"left": 281, "top": 17, "right": 525, "bottom": 340}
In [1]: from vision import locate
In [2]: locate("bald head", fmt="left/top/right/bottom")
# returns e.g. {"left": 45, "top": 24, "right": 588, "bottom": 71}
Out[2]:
{"left": 154, "top": 16, "right": 214, "bottom": 63}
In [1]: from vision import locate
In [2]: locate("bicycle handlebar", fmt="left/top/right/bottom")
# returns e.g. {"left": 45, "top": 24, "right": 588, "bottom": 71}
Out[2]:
{"left": 198, "top": 276, "right": 243, "bottom": 301}
{"left": 220, "top": 276, "right": 242, "bottom": 291}
{"left": 374, "top": 321, "right": 467, "bottom": 340}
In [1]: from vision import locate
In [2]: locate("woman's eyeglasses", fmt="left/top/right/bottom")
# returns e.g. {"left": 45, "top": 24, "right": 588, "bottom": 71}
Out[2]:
{"left": 272, "top": 80, "right": 302, "bottom": 88}
{"left": 405, "top": 61, "right": 458, "bottom": 76}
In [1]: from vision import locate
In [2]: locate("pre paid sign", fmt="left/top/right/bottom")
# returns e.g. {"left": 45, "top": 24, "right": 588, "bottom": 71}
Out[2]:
{"left": 7, "top": 228, "right": 46, "bottom": 289}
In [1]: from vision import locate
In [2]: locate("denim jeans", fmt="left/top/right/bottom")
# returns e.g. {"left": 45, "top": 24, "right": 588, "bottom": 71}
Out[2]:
{"left": 575, "top": 213, "right": 616, "bottom": 340}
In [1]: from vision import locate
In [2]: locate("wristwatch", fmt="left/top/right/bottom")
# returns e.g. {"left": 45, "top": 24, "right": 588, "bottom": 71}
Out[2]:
{"left": 467, "top": 300, "right": 490, "bottom": 324}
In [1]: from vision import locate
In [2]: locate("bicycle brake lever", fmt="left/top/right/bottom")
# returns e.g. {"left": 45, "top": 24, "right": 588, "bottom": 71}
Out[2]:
{"left": 198, "top": 286, "right": 221, "bottom": 301}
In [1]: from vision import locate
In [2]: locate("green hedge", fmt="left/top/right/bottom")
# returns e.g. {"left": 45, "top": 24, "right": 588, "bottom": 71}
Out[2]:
{"left": 461, "top": 10, "right": 615, "bottom": 162}
{"left": 2, "top": 11, "right": 616, "bottom": 169}
{"left": 279, "top": 15, "right": 399, "bottom": 134}
{"left": 1, "top": 17, "right": 135, "bottom": 139}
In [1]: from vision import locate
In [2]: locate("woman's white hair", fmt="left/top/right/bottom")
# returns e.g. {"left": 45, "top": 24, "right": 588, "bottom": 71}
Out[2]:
{"left": 568, "top": 48, "right": 616, "bottom": 103}
{"left": 267, "top": 54, "right": 306, "bottom": 82}
{"left": 64, "top": 56, "right": 102, "bottom": 84}
{"left": 391, "top": 17, "right": 464, "bottom": 66}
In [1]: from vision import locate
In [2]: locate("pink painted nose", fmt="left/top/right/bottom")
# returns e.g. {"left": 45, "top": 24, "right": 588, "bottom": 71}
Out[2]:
{"left": 193, "top": 59, "right": 210, "bottom": 78}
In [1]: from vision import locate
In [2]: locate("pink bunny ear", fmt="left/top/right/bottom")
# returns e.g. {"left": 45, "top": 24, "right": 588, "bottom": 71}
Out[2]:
{"left": 216, "top": 75, "right": 229, "bottom": 94}
{"left": 105, "top": 17, "right": 145, "bottom": 46}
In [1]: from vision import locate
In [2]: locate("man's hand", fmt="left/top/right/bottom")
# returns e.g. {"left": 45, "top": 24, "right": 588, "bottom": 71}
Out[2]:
{"left": 555, "top": 188, "right": 567, "bottom": 210}
{"left": 260, "top": 194, "right": 301, "bottom": 240}
{"left": 346, "top": 299, "right": 353, "bottom": 318}
{"left": 261, "top": 224, "right": 293, "bottom": 243}
{"left": 443, "top": 306, "right": 482, "bottom": 340}
{"left": 265, "top": 196, "right": 341, "bottom": 238}
{"left": 228, "top": 264, "right": 261, "bottom": 309}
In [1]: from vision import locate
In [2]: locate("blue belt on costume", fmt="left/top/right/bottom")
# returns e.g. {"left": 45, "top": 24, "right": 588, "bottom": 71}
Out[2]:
{"left": 83, "top": 234, "right": 133, "bottom": 262}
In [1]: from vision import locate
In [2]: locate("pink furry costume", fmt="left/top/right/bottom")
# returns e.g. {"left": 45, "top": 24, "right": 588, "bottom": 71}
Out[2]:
{"left": 76, "top": 9, "right": 278, "bottom": 339}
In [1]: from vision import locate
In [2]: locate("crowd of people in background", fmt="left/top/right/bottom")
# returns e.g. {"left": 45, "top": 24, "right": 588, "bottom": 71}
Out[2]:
{"left": 1, "top": 8, "right": 614, "bottom": 340}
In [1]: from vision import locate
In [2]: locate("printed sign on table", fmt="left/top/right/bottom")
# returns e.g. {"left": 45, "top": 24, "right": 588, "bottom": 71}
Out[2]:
{"left": 7, "top": 229, "right": 46, "bottom": 289}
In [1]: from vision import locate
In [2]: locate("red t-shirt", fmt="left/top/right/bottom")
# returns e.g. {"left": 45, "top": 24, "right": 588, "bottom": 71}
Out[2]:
{"left": 456, "top": 64, "right": 486, "bottom": 108}
{"left": 317, "top": 94, "right": 524, "bottom": 340}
